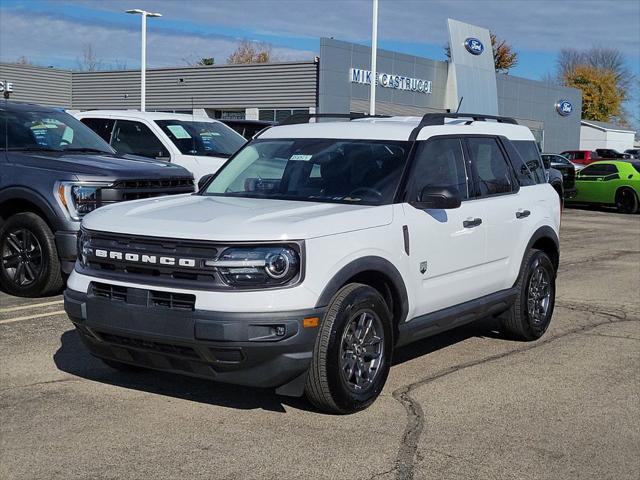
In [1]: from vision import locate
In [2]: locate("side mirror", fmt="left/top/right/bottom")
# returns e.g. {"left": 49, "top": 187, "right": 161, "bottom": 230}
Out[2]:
{"left": 410, "top": 186, "right": 462, "bottom": 210}
{"left": 198, "top": 173, "right": 214, "bottom": 190}
{"left": 541, "top": 157, "right": 551, "bottom": 169}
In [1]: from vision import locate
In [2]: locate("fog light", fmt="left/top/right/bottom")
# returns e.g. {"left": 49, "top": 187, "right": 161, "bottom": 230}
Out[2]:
{"left": 274, "top": 326, "right": 286, "bottom": 337}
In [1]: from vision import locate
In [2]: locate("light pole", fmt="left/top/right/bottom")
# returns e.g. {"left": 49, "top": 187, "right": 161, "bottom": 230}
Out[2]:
{"left": 126, "top": 8, "right": 162, "bottom": 112}
{"left": 369, "top": 0, "right": 378, "bottom": 115}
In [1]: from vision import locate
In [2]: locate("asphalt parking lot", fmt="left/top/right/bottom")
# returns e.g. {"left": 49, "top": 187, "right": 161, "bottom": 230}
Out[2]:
{"left": 1, "top": 207, "right": 638, "bottom": 480}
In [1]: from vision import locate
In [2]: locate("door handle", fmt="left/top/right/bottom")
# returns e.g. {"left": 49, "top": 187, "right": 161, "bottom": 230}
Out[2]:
{"left": 516, "top": 210, "right": 531, "bottom": 219}
{"left": 463, "top": 217, "right": 482, "bottom": 228}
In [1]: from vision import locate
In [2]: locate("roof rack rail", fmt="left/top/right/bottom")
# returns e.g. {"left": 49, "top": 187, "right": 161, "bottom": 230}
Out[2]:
{"left": 408, "top": 113, "right": 518, "bottom": 141}
{"left": 278, "top": 112, "right": 390, "bottom": 126}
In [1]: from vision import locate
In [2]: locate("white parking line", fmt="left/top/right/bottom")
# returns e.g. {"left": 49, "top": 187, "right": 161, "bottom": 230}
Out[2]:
{"left": 0, "top": 300, "right": 64, "bottom": 314}
{"left": 0, "top": 310, "right": 66, "bottom": 325}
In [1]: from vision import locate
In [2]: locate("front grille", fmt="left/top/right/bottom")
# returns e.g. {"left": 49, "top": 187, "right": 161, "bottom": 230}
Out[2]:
{"left": 97, "top": 331, "right": 199, "bottom": 358}
{"left": 90, "top": 282, "right": 196, "bottom": 311}
{"left": 99, "top": 177, "right": 194, "bottom": 204}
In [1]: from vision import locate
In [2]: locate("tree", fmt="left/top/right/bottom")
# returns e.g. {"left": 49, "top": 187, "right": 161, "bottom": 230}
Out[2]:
{"left": 183, "top": 56, "right": 215, "bottom": 67}
{"left": 227, "top": 39, "right": 277, "bottom": 64}
{"left": 444, "top": 32, "right": 518, "bottom": 73}
{"left": 563, "top": 64, "right": 623, "bottom": 122}
{"left": 76, "top": 43, "right": 102, "bottom": 71}
{"left": 556, "top": 47, "right": 634, "bottom": 123}
{"left": 15, "top": 56, "right": 34, "bottom": 66}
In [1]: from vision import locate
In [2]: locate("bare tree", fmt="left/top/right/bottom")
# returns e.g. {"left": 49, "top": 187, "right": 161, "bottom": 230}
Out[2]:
{"left": 15, "top": 56, "right": 34, "bottom": 66}
{"left": 227, "top": 39, "right": 278, "bottom": 64}
{"left": 183, "top": 56, "right": 215, "bottom": 67}
{"left": 76, "top": 43, "right": 103, "bottom": 71}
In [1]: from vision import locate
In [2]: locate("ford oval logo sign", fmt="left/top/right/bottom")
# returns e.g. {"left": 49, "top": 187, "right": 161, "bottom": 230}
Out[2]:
{"left": 556, "top": 100, "right": 573, "bottom": 116}
{"left": 464, "top": 38, "right": 484, "bottom": 55}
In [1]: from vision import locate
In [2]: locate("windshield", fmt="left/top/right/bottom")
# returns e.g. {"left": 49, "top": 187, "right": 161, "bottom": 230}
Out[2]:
{"left": 0, "top": 108, "right": 114, "bottom": 153}
{"left": 155, "top": 119, "right": 245, "bottom": 157}
{"left": 202, "top": 138, "right": 410, "bottom": 205}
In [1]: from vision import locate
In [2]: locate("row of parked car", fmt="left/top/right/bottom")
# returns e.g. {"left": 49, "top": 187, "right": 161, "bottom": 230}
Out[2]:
{"left": 542, "top": 150, "right": 640, "bottom": 214}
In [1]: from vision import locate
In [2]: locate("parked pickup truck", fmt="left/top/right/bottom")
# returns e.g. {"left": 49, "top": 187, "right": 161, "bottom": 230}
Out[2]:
{"left": 560, "top": 150, "right": 603, "bottom": 166}
{"left": 0, "top": 102, "right": 195, "bottom": 297}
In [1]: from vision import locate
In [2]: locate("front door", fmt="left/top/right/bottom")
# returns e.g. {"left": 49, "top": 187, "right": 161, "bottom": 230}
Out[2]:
{"left": 402, "top": 136, "right": 487, "bottom": 316}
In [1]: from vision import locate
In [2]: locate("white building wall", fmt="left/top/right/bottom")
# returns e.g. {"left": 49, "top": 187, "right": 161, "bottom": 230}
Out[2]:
{"left": 580, "top": 125, "right": 606, "bottom": 150}
{"left": 604, "top": 131, "right": 635, "bottom": 151}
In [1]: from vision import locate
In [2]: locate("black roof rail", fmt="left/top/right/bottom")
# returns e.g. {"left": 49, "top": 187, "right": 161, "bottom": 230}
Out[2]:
{"left": 408, "top": 113, "right": 518, "bottom": 141}
{"left": 278, "top": 112, "right": 390, "bottom": 126}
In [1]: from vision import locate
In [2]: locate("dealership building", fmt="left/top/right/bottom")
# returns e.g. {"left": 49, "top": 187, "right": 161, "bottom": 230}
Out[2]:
{"left": 0, "top": 19, "right": 584, "bottom": 152}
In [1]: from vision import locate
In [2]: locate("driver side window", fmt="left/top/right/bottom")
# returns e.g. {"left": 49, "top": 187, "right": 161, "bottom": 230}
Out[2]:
{"left": 408, "top": 138, "right": 470, "bottom": 201}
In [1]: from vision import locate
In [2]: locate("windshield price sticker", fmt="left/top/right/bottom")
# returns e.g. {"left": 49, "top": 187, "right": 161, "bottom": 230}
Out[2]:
{"left": 290, "top": 154, "right": 313, "bottom": 161}
{"left": 166, "top": 125, "right": 192, "bottom": 139}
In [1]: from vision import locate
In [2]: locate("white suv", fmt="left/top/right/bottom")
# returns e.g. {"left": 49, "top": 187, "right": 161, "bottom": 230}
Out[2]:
{"left": 64, "top": 113, "right": 560, "bottom": 414}
{"left": 74, "top": 110, "right": 246, "bottom": 182}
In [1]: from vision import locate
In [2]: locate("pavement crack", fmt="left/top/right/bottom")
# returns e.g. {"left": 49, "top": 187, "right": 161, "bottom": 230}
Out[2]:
{"left": 389, "top": 305, "right": 639, "bottom": 480}
{"left": 0, "top": 377, "right": 79, "bottom": 394}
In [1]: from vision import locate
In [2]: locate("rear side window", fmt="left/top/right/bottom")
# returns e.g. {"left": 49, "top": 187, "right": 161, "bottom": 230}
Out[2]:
{"left": 512, "top": 140, "right": 545, "bottom": 184}
{"left": 466, "top": 137, "right": 515, "bottom": 196}
{"left": 112, "top": 120, "right": 169, "bottom": 159}
{"left": 80, "top": 117, "right": 115, "bottom": 143}
{"left": 408, "top": 137, "right": 470, "bottom": 200}
{"left": 579, "top": 163, "right": 618, "bottom": 176}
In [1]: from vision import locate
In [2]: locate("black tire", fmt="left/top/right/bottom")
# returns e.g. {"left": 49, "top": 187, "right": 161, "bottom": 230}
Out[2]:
{"left": 101, "top": 359, "right": 147, "bottom": 373}
{"left": 500, "top": 249, "right": 556, "bottom": 341}
{"left": 305, "top": 283, "right": 393, "bottom": 414}
{"left": 0, "top": 212, "right": 64, "bottom": 297}
{"left": 615, "top": 188, "right": 639, "bottom": 214}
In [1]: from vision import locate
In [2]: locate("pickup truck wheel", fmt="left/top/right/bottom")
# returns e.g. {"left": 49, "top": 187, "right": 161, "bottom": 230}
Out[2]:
{"left": 615, "top": 188, "right": 639, "bottom": 214}
{"left": 0, "top": 213, "right": 64, "bottom": 297}
{"left": 500, "top": 249, "right": 556, "bottom": 341}
{"left": 305, "top": 283, "right": 392, "bottom": 414}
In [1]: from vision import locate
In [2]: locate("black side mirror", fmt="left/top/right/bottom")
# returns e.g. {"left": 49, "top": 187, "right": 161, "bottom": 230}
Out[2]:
{"left": 198, "top": 173, "right": 214, "bottom": 190}
{"left": 410, "top": 186, "right": 462, "bottom": 210}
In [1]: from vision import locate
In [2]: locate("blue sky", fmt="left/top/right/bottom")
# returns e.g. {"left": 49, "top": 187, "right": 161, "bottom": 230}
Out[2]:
{"left": 1, "top": 0, "right": 639, "bottom": 109}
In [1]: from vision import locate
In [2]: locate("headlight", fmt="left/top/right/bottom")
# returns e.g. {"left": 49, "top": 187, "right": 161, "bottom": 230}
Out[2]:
{"left": 55, "top": 181, "right": 112, "bottom": 220}
{"left": 208, "top": 245, "right": 301, "bottom": 287}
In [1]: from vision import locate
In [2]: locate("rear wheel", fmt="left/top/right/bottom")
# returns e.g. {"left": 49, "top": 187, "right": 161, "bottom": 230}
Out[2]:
{"left": 500, "top": 249, "right": 556, "bottom": 341}
{"left": 615, "top": 188, "right": 639, "bottom": 214}
{"left": 305, "top": 283, "right": 393, "bottom": 414}
{"left": 0, "top": 213, "right": 63, "bottom": 297}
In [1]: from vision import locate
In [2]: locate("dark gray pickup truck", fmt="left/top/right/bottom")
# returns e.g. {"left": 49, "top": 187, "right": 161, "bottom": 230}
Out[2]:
{"left": 0, "top": 102, "right": 194, "bottom": 297}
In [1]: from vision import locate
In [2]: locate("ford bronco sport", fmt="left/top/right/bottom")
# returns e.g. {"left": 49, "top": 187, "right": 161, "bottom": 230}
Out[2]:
{"left": 0, "top": 102, "right": 195, "bottom": 297}
{"left": 64, "top": 113, "right": 560, "bottom": 413}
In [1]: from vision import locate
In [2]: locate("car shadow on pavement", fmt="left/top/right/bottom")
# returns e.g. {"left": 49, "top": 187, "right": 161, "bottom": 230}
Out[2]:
{"left": 53, "top": 329, "right": 312, "bottom": 414}
{"left": 54, "top": 318, "right": 505, "bottom": 414}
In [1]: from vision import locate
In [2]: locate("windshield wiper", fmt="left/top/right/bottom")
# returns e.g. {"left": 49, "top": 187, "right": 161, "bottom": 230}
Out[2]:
{"left": 201, "top": 151, "right": 231, "bottom": 158}
{"left": 61, "top": 147, "right": 112, "bottom": 154}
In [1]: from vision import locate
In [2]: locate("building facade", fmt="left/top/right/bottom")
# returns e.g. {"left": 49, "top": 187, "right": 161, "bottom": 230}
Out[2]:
{"left": 0, "top": 22, "right": 583, "bottom": 152}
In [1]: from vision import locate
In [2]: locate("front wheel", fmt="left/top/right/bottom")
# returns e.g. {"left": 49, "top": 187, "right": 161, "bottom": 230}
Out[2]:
{"left": 305, "top": 283, "right": 393, "bottom": 414}
{"left": 500, "top": 249, "right": 556, "bottom": 341}
{"left": 0, "top": 212, "right": 64, "bottom": 297}
{"left": 615, "top": 188, "right": 639, "bottom": 214}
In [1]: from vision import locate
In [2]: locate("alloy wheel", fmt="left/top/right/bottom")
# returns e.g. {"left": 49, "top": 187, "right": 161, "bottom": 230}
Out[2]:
{"left": 527, "top": 263, "right": 551, "bottom": 326}
{"left": 339, "top": 310, "right": 385, "bottom": 392}
{"left": 1, "top": 228, "right": 44, "bottom": 287}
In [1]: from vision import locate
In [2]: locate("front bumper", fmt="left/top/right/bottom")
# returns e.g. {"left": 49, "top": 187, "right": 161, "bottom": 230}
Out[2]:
{"left": 563, "top": 186, "right": 577, "bottom": 199}
{"left": 55, "top": 230, "right": 79, "bottom": 274}
{"left": 64, "top": 288, "right": 323, "bottom": 392}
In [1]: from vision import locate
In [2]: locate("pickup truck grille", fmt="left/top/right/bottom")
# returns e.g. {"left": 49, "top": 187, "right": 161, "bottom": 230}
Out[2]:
{"left": 100, "top": 177, "right": 194, "bottom": 204}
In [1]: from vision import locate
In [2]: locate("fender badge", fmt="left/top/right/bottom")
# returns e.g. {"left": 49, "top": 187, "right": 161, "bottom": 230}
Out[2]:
{"left": 420, "top": 261, "right": 428, "bottom": 274}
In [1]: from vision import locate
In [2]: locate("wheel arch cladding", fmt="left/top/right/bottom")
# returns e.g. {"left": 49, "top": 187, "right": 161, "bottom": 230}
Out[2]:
{"left": 315, "top": 256, "right": 409, "bottom": 340}
{"left": 527, "top": 226, "right": 560, "bottom": 275}
{"left": 0, "top": 188, "right": 59, "bottom": 230}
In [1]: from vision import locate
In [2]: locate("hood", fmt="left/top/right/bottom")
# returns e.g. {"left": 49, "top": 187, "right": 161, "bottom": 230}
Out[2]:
{"left": 82, "top": 195, "right": 393, "bottom": 241}
{"left": 8, "top": 152, "right": 191, "bottom": 179}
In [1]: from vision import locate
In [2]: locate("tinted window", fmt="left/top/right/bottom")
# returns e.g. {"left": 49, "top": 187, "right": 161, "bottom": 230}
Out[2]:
{"left": 112, "top": 120, "right": 169, "bottom": 159}
{"left": 512, "top": 140, "right": 545, "bottom": 183}
{"left": 0, "top": 108, "right": 113, "bottom": 153}
{"left": 579, "top": 163, "right": 618, "bottom": 176}
{"left": 80, "top": 117, "right": 115, "bottom": 143}
{"left": 467, "top": 137, "right": 514, "bottom": 196}
{"left": 204, "top": 139, "right": 410, "bottom": 205}
{"left": 155, "top": 119, "right": 245, "bottom": 157}
{"left": 408, "top": 138, "right": 469, "bottom": 200}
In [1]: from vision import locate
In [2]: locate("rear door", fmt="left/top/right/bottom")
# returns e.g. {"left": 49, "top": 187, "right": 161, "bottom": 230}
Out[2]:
{"left": 111, "top": 120, "right": 171, "bottom": 160}
{"left": 401, "top": 136, "right": 488, "bottom": 315}
{"left": 465, "top": 136, "right": 536, "bottom": 293}
{"left": 79, "top": 117, "right": 115, "bottom": 144}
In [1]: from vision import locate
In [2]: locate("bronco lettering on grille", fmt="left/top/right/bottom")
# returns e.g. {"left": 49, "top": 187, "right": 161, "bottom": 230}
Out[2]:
{"left": 93, "top": 248, "right": 196, "bottom": 268}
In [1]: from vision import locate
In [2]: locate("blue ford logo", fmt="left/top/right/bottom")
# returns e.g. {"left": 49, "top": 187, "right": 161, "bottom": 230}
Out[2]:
{"left": 556, "top": 100, "right": 573, "bottom": 116}
{"left": 464, "top": 38, "right": 484, "bottom": 55}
